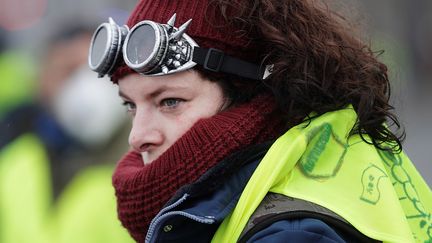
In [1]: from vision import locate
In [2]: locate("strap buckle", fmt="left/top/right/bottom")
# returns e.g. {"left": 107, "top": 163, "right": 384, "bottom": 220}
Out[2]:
{"left": 203, "top": 48, "right": 225, "bottom": 72}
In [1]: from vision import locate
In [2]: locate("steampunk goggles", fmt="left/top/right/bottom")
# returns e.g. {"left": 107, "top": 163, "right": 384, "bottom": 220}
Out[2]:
{"left": 88, "top": 14, "right": 271, "bottom": 80}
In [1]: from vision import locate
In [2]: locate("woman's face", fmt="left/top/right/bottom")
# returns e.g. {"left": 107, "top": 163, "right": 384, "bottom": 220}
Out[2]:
{"left": 118, "top": 70, "right": 226, "bottom": 164}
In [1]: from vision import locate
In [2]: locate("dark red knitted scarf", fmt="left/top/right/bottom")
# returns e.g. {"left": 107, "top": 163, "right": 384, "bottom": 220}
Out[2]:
{"left": 112, "top": 95, "right": 283, "bottom": 242}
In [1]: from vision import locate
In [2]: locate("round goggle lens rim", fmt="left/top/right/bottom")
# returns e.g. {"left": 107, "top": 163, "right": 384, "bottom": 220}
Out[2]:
{"left": 123, "top": 21, "right": 166, "bottom": 73}
{"left": 89, "top": 23, "right": 112, "bottom": 71}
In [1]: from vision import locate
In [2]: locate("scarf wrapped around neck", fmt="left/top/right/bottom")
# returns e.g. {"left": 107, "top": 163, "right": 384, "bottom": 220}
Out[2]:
{"left": 112, "top": 95, "right": 284, "bottom": 242}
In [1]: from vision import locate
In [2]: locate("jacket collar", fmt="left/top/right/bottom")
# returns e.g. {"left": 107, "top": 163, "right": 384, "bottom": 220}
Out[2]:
{"left": 146, "top": 142, "right": 272, "bottom": 242}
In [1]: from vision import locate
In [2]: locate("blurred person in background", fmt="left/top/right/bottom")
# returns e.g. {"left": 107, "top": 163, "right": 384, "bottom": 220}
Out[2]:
{"left": 0, "top": 22, "right": 134, "bottom": 243}
{"left": 0, "top": 25, "right": 47, "bottom": 243}
{"left": 88, "top": 0, "right": 431, "bottom": 242}
{"left": 0, "top": 27, "right": 6, "bottom": 52}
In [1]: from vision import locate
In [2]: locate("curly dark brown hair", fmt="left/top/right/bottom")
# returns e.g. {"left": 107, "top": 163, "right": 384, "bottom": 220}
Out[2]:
{"left": 198, "top": 0, "right": 404, "bottom": 152}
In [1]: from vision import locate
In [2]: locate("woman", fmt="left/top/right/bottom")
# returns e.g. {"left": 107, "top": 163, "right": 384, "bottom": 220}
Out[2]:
{"left": 88, "top": 0, "right": 432, "bottom": 242}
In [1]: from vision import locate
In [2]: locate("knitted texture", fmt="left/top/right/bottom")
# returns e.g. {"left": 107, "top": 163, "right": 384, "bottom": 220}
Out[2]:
{"left": 112, "top": 95, "right": 283, "bottom": 242}
{"left": 111, "top": 0, "right": 259, "bottom": 82}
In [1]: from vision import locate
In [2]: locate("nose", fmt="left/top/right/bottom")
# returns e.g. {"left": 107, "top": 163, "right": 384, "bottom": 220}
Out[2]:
{"left": 128, "top": 110, "right": 163, "bottom": 152}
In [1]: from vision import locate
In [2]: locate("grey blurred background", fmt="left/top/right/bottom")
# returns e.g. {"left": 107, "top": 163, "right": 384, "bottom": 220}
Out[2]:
{"left": 358, "top": 0, "right": 432, "bottom": 186}
{"left": 1, "top": 0, "right": 430, "bottom": 187}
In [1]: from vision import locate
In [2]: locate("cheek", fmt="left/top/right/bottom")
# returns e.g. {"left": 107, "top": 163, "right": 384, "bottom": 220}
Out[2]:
{"left": 166, "top": 111, "right": 207, "bottom": 143}
{"left": 158, "top": 116, "right": 191, "bottom": 148}
{"left": 163, "top": 97, "right": 224, "bottom": 146}
{"left": 173, "top": 114, "right": 198, "bottom": 137}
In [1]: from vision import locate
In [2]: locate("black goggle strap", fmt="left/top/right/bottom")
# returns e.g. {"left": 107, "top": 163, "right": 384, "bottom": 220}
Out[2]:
{"left": 192, "top": 47, "right": 272, "bottom": 80}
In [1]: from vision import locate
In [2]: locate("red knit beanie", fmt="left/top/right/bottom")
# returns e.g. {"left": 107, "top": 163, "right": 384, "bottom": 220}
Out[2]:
{"left": 111, "top": 0, "right": 259, "bottom": 82}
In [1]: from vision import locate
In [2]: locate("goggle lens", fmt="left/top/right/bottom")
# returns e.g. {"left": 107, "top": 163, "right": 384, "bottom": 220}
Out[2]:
{"left": 90, "top": 27, "right": 109, "bottom": 68}
{"left": 125, "top": 24, "right": 156, "bottom": 65}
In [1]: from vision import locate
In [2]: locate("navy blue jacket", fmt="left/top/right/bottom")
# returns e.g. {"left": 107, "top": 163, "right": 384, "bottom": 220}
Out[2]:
{"left": 144, "top": 143, "right": 371, "bottom": 243}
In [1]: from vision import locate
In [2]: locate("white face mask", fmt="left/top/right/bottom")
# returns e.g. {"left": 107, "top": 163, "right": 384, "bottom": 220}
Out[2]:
{"left": 52, "top": 65, "right": 127, "bottom": 148}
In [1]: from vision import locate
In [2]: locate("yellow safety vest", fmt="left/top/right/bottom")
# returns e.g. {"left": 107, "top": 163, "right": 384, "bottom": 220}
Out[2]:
{"left": 213, "top": 106, "right": 432, "bottom": 243}
{"left": 0, "top": 134, "right": 52, "bottom": 243}
{"left": 0, "top": 51, "right": 36, "bottom": 118}
{"left": 0, "top": 134, "right": 134, "bottom": 243}
{"left": 51, "top": 165, "right": 134, "bottom": 243}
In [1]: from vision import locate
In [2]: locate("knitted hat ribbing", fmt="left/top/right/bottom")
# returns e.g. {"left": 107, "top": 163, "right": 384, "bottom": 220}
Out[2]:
{"left": 111, "top": 0, "right": 258, "bottom": 82}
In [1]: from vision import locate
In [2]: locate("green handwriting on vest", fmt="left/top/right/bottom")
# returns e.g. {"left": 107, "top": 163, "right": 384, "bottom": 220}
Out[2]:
{"left": 378, "top": 150, "right": 432, "bottom": 242}
{"left": 360, "top": 164, "right": 387, "bottom": 205}
{"left": 299, "top": 123, "right": 348, "bottom": 179}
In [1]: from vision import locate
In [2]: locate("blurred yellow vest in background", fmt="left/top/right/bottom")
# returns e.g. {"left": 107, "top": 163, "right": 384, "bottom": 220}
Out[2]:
{"left": 0, "top": 134, "right": 134, "bottom": 243}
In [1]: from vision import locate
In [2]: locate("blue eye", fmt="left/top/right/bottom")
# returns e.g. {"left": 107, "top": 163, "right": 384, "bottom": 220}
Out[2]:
{"left": 161, "top": 98, "right": 182, "bottom": 108}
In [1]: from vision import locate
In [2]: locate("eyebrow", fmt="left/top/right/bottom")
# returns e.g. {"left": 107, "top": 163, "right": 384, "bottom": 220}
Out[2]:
{"left": 118, "top": 85, "right": 189, "bottom": 100}
{"left": 118, "top": 90, "right": 132, "bottom": 100}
